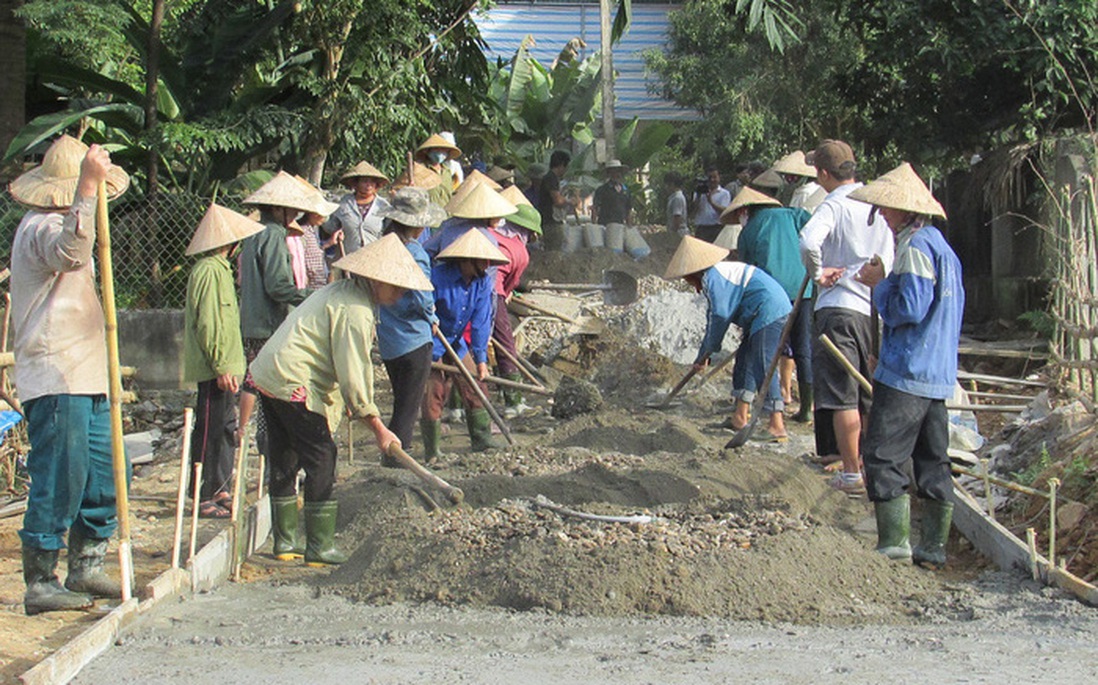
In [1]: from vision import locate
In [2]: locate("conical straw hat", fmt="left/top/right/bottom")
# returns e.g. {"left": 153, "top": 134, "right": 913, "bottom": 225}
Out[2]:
{"left": 185, "top": 203, "right": 266, "bottom": 256}
{"left": 751, "top": 168, "right": 783, "bottom": 189}
{"left": 436, "top": 227, "right": 510, "bottom": 264}
{"left": 243, "top": 171, "right": 317, "bottom": 213}
{"left": 848, "top": 162, "right": 946, "bottom": 218}
{"left": 392, "top": 162, "right": 443, "bottom": 190}
{"left": 464, "top": 169, "right": 502, "bottom": 190}
{"left": 448, "top": 182, "right": 518, "bottom": 220}
{"left": 8, "top": 135, "right": 130, "bottom": 210}
{"left": 772, "top": 150, "right": 816, "bottom": 178}
{"left": 292, "top": 175, "right": 339, "bottom": 216}
{"left": 486, "top": 165, "right": 514, "bottom": 183}
{"left": 664, "top": 235, "right": 730, "bottom": 279}
{"left": 339, "top": 160, "right": 390, "bottom": 185}
{"left": 333, "top": 233, "right": 434, "bottom": 291}
{"left": 415, "top": 133, "right": 462, "bottom": 160}
{"left": 720, "top": 187, "right": 781, "bottom": 223}
{"left": 499, "top": 185, "right": 533, "bottom": 208}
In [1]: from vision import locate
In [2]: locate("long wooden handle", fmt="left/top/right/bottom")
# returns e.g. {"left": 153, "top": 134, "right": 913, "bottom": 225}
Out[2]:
{"left": 171, "top": 408, "right": 194, "bottom": 569}
{"left": 432, "top": 361, "right": 552, "bottom": 396}
{"left": 819, "top": 333, "right": 874, "bottom": 395}
{"left": 491, "top": 337, "right": 545, "bottom": 389}
{"left": 96, "top": 180, "right": 134, "bottom": 601}
{"left": 509, "top": 296, "right": 577, "bottom": 323}
{"left": 435, "top": 333, "right": 515, "bottom": 445}
{"left": 387, "top": 443, "right": 464, "bottom": 505}
{"left": 661, "top": 367, "right": 699, "bottom": 407}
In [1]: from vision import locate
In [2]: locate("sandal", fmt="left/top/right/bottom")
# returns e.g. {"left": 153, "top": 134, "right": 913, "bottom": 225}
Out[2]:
{"left": 213, "top": 491, "right": 234, "bottom": 511}
{"left": 198, "top": 499, "right": 231, "bottom": 519}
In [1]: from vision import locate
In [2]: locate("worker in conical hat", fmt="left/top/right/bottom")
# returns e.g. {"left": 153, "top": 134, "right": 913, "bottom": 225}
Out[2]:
{"left": 374, "top": 187, "right": 447, "bottom": 466}
{"left": 416, "top": 132, "right": 463, "bottom": 206}
{"left": 665, "top": 236, "right": 792, "bottom": 442}
{"left": 322, "top": 160, "right": 392, "bottom": 257}
{"left": 8, "top": 135, "right": 130, "bottom": 615}
{"left": 722, "top": 186, "right": 815, "bottom": 424}
{"left": 772, "top": 150, "right": 824, "bottom": 213}
{"left": 183, "top": 205, "right": 265, "bottom": 520}
{"left": 849, "top": 162, "right": 961, "bottom": 570}
{"left": 250, "top": 234, "right": 432, "bottom": 565}
{"left": 423, "top": 228, "right": 510, "bottom": 458}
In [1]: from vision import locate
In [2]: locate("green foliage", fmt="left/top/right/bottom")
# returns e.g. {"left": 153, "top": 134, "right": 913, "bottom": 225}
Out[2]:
{"left": 1013, "top": 442, "right": 1052, "bottom": 486}
{"left": 1018, "top": 310, "right": 1055, "bottom": 338}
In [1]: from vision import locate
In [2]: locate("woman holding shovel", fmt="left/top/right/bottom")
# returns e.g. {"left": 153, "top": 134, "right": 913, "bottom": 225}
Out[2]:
{"left": 248, "top": 235, "right": 430, "bottom": 565}
{"left": 665, "top": 236, "right": 792, "bottom": 442}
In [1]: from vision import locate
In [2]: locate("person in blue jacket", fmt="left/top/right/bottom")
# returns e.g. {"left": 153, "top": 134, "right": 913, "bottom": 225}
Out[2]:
{"left": 375, "top": 187, "right": 447, "bottom": 465}
{"left": 722, "top": 186, "right": 814, "bottom": 422}
{"left": 422, "top": 227, "right": 510, "bottom": 457}
{"left": 851, "top": 163, "right": 964, "bottom": 570}
{"left": 665, "top": 236, "right": 792, "bottom": 442}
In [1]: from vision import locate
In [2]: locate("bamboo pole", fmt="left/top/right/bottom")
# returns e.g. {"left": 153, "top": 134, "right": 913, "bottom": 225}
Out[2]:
{"left": 96, "top": 181, "right": 134, "bottom": 602}
{"left": 229, "top": 434, "right": 250, "bottom": 582}
{"left": 1049, "top": 477, "right": 1060, "bottom": 569}
{"left": 187, "top": 462, "right": 202, "bottom": 564}
{"left": 171, "top": 409, "right": 194, "bottom": 569}
{"left": 981, "top": 458, "right": 995, "bottom": 520}
{"left": 431, "top": 361, "right": 553, "bottom": 396}
{"left": 347, "top": 418, "right": 354, "bottom": 464}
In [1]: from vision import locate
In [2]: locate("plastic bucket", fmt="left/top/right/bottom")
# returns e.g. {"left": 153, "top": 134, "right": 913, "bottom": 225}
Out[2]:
{"left": 562, "top": 223, "right": 584, "bottom": 253}
{"left": 584, "top": 223, "right": 606, "bottom": 249}
{"left": 605, "top": 223, "right": 625, "bottom": 252}
{"left": 624, "top": 227, "right": 651, "bottom": 260}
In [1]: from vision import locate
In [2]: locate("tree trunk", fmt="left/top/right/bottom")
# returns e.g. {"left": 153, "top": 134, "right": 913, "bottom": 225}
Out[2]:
{"left": 0, "top": 0, "right": 26, "bottom": 160}
{"left": 144, "top": 0, "right": 166, "bottom": 307}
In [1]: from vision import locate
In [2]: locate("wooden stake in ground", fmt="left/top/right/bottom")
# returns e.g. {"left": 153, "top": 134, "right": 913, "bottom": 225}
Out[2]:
{"left": 171, "top": 408, "right": 194, "bottom": 569}
{"left": 229, "top": 434, "right": 250, "bottom": 581}
{"left": 188, "top": 462, "right": 202, "bottom": 564}
{"left": 96, "top": 181, "right": 134, "bottom": 601}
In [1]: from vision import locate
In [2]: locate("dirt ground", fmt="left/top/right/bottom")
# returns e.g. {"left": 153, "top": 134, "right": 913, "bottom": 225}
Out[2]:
{"left": 4, "top": 231, "right": 1098, "bottom": 682}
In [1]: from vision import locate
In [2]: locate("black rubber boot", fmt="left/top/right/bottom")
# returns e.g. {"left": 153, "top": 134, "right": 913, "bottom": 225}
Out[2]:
{"left": 303, "top": 500, "right": 348, "bottom": 567}
{"left": 420, "top": 419, "right": 442, "bottom": 463}
{"left": 793, "top": 381, "right": 814, "bottom": 423}
{"left": 467, "top": 408, "right": 502, "bottom": 452}
{"left": 23, "top": 546, "right": 93, "bottom": 616}
{"left": 64, "top": 529, "right": 122, "bottom": 598}
{"left": 913, "top": 499, "right": 954, "bottom": 570}
{"left": 271, "top": 495, "right": 305, "bottom": 561}
{"left": 873, "top": 495, "right": 912, "bottom": 560}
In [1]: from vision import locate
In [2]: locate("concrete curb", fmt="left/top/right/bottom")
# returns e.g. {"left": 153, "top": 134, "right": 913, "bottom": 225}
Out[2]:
{"left": 19, "top": 495, "right": 271, "bottom": 684}
{"left": 951, "top": 486, "right": 1098, "bottom": 606}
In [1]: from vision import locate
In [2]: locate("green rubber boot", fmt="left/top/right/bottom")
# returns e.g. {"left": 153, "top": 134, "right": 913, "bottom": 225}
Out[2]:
{"left": 467, "top": 408, "right": 503, "bottom": 452}
{"left": 303, "top": 500, "right": 348, "bottom": 567}
{"left": 65, "top": 529, "right": 122, "bottom": 598}
{"left": 793, "top": 380, "right": 813, "bottom": 423}
{"left": 873, "top": 495, "right": 912, "bottom": 560}
{"left": 271, "top": 495, "right": 305, "bottom": 561}
{"left": 502, "top": 373, "right": 530, "bottom": 418}
{"left": 23, "top": 547, "right": 93, "bottom": 616}
{"left": 913, "top": 499, "right": 954, "bottom": 570}
{"left": 421, "top": 418, "right": 442, "bottom": 463}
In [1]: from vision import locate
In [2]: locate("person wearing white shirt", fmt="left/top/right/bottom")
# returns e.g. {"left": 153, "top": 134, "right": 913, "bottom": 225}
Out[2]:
{"left": 692, "top": 167, "right": 731, "bottom": 243}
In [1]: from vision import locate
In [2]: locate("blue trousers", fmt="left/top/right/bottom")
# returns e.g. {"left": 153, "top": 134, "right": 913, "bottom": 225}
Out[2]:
{"left": 732, "top": 318, "right": 786, "bottom": 414}
{"left": 20, "top": 394, "right": 129, "bottom": 550}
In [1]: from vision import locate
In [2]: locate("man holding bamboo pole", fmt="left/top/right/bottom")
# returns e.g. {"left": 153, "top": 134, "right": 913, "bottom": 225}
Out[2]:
{"left": 8, "top": 136, "right": 130, "bottom": 615}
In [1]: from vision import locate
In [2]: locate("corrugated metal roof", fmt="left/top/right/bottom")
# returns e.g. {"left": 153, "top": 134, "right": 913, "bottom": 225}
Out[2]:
{"left": 476, "top": 2, "right": 698, "bottom": 121}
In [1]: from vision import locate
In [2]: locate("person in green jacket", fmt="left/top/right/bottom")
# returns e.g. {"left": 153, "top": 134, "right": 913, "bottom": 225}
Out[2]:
{"left": 182, "top": 204, "right": 265, "bottom": 518}
{"left": 250, "top": 234, "right": 433, "bottom": 565}
{"left": 237, "top": 172, "right": 322, "bottom": 463}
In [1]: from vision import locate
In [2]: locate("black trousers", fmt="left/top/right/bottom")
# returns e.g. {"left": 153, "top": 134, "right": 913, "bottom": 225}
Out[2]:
{"left": 190, "top": 379, "right": 237, "bottom": 501}
{"left": 862, "top": 383, "right": 952, "bottom": 503}
{"left": 260, "top": 395, "right": 337, "bottom": 502}
{"left": 383, "top": 342, "right": 433, "bottom": 448}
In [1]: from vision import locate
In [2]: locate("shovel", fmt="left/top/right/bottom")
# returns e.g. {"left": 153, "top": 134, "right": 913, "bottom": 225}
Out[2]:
{"left": 645, "top": 367, "right": 699, "bottom": 409}
{"left": 386, "top": 443, "right": 464, "bottom": 505}
{"left": 525, "top": 269, "right": 638, "bottom": 305}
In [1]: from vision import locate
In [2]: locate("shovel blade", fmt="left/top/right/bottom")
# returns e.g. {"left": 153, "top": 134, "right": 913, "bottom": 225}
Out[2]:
{"left": 602, "top": 269, "right": 638, "bottom": 306}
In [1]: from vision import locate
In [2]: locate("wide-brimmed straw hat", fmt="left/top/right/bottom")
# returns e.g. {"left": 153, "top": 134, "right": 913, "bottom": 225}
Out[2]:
{"left": 664, "top": 235, "right": 730, "bottom": 279}
{"left": 750, "top": 168, "right": 783, "bottom": 189}
{"left": 340, "top": 161, "right": 390, "bottom": 187}
{"left": 486, "top": 166, "right": 514, "bottom": 183}
{"left": 437, "top": 227, "right": 510, "bottom": 264}
{"left": 720, "top": 187, "right": 781, "bottom": 223}
{"left": 848, "top": 162, "right": 946, "bottom": 218}
{"left": 448, "top": 182, "right": 518, "bottom": 220}
{"left": 293, "top": 175, "right": 339, "bottom": 216}
{"left": 415, "top": 133, "right": 462, "bottom": 161}
{"left": 604, "top": 159, "right": 627, "bottom": 171}
{"left": 185, "top": 203, "right": 266, "bottom": 256}
{"left": 506, "top": 204, "right": 542, "bottom": 235}
{"left": 334, "top": 233, "right": 434, "bottom": 291}
{"left": 772, "top": 151, "right": 816, "bottom": 178}
{"left": 499, "top": 185, "right": 533, "bottom": 208}
{"left": 392, "top": 162, "right": 443, "bottom": 190}
{"left": 464, "top": 169, "right": 502, "bottom": 191}
{"left": 445, "top": 173, "right": 503, "bottom": 214}
{"left": 243, "top": 171, "right": 320, "bottom": 213}
{"left": 8, "top": 135, "right": 130, "bottom": 210}
{"left": 379, "top": 186, "right": 447, "bottom": 228}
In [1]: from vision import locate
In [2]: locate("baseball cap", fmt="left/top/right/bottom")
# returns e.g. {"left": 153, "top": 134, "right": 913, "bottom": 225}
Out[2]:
{"left": 807, "top": 140, "right": 856, "bottom": 174}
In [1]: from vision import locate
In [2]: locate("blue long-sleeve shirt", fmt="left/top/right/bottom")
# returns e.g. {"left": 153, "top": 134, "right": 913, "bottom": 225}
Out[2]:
{"left": 430, "top": 261, "right": 494, "bottom": 364}
{"left": 737, "top": 206, "right": 814, "bottom": 301}
{"left": 377, "top": 240, "right": 438, "bottom": 360}
{"left": 696, "top": 262, "right": 792, "bottom": 364}
{"left": 873, "top": 224, "right": 964, "bottom": 400}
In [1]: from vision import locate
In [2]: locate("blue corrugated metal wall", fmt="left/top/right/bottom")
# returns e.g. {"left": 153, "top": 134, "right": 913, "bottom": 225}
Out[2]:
{"left": 476, "top": 2, "right": 697, "bottom": 121}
